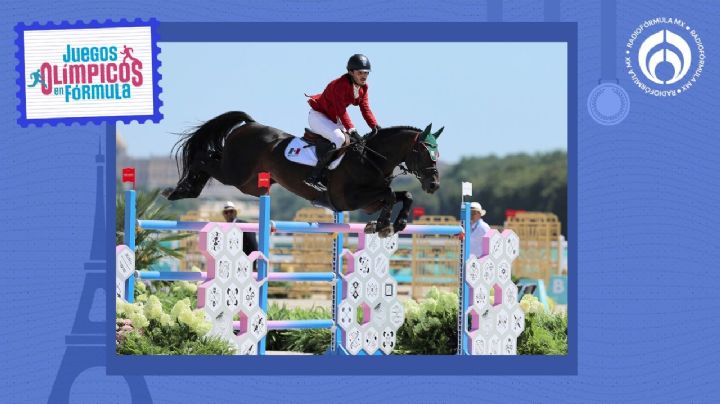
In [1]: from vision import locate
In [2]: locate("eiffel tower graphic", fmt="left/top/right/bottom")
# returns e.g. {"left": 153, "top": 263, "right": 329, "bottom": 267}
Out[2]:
{"left": 48, "top": 136, "right": 151, "bottom": 403}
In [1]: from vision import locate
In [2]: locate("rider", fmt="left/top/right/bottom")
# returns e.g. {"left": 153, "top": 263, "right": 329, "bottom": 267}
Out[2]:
{"left": 304, "top": 54, "right": 381, "bottom": 191}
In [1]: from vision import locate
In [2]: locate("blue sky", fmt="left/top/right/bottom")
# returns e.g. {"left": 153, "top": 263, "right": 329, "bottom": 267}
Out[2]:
{"left": 119, "top": 42, "right": 567, "bottom": 162}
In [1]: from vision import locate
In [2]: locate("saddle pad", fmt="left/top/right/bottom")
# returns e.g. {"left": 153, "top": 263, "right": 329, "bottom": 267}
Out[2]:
{"left": 284, "top": 137, "right": 344, "bottom": 170}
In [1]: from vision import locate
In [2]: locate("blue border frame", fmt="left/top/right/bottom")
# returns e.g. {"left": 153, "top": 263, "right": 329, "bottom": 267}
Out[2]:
{"left": 15, "top": 18, "right": 163, "bottom": 127}
{"left": 107, "top": 21, "right": 577, "bottom": 375}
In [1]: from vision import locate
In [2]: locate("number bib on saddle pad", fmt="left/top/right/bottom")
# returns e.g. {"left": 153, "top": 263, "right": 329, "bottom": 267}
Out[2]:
{"left": 284, "top": 137, "right": 345, "bottom": 170}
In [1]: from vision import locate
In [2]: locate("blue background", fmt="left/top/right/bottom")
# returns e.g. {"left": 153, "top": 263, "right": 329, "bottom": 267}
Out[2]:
{"left": 2, "top": 0, "right": 718, "bottom": 403}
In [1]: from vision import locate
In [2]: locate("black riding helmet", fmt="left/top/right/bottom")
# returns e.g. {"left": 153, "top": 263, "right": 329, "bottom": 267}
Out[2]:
{"left": 347, "top": 54, "right": 371, "bottom": 71}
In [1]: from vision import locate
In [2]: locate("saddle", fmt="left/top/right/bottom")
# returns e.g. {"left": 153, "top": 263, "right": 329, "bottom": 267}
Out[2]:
{"left": 303, "top": 128, "right": 351, "bottom": 156}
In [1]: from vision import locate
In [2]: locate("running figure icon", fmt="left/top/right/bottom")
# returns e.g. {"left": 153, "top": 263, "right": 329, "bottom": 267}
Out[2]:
{"left": 120, "top": 45, "right": 139, "bottom": 64}
{"left": 27, "top": 69, "right": 47, "bottom": 88}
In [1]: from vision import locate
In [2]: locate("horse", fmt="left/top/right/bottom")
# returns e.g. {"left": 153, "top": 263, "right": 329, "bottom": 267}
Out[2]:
{"left": 163, "top": 111, "right": 444, "bottom": 238}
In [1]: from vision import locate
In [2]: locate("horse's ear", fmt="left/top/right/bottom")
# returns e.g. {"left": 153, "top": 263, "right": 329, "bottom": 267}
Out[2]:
{"left": 421, "top": 123, "right": 432, "bottom": 140}
{"left": 434, "top": 127, "right": 444, "bottom": 139}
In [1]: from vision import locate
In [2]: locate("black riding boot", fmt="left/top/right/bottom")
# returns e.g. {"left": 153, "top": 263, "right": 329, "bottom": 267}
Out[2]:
{"left": 304, "top": 142, "right": 336, "bottom": 191}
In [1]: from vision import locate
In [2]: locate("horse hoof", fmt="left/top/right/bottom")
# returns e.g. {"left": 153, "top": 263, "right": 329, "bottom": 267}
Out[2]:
{"left": 393, "top": 220, "right": 407, "bottom": 233}
{"left": 162, "top": 187, "right": 178, "bottom": 200}
{"left": 364, "top": 221, "right": 377, "bottom": 234}
{"left": 163, "top": 185, "right": 195, "bottom": 201}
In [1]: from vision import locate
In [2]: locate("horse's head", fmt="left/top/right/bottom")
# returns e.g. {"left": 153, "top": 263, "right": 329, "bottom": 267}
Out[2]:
{"left": 406, "top": 124, "right": 443, "bottom": 194}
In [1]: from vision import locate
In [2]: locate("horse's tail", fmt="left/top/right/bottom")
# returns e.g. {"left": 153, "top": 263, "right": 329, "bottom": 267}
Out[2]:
{"left": 172, "top": 111, "right": 255, "bottom": 182}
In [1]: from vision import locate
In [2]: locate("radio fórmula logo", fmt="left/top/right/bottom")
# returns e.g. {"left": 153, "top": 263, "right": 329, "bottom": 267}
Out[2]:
{"left": 625, "top": 17, "right": 705, "bottom": 97}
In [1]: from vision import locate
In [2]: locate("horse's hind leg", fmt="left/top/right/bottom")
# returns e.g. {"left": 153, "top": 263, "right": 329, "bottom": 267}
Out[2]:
{"left": 197, "top": 155, "right": 234, "bottom": 185}
{"left": 163, "top": 170, "right": 210, "bottom": 200}
{"left": 163, "top": 152, "right": 220, "bottom": 200}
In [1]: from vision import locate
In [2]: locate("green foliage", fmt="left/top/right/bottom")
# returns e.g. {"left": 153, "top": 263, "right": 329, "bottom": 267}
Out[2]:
{"left": 265, "top": 303, "right": 332, "bottom": 354}
{"left": 259, "top": 291, "right": 568, "bottom": 355}
{"left": 135, "top": 279, "right": 199, "bottom": 312}
{"left": 516, "top": 311, "right": 568, "bottom": 355}
{"left": 116, "top": 293, "right": 235, "bottom": 355}
{"left": 117, "top": 320, "right": 235, "bottom": 355}
{"left": 444, "top": 151, "right": 567, "bottom": 229}
{"left": 116, "top": 188, "right": 192, "bottom": 271}
{"left": 395, "top": 288, "right": 568, "bottom": 355}
{"left": 516, "top": 295, "right": 567, "bottom": 355}
{"left": 396, "top": 287, "right": 458, "bottom": 354}
{"left": 281, "top": 328, "right": 332, "bottom": 354}
{"left": 118, "top": 285, "right": 567, "bottom": 355}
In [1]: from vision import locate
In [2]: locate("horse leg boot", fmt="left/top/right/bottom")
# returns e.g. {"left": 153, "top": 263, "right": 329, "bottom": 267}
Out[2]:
{"left": 361, "top": 189, "right": 397, "bottom": 238}
{"left": 304, "top": 141, "right": 336, "bottom": 192}
{"left": 392, "top": 191, "right": 413, "bottom": 233}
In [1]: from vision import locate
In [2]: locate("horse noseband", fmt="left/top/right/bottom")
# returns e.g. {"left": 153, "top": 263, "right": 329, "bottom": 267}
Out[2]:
{"left": 405, "top": 145, "right": 436, "bottom": 181}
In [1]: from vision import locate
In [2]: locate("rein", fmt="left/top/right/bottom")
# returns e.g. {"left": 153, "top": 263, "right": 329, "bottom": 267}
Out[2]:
{"left": 352, "top": 132, "right": 432, "bottom": 185}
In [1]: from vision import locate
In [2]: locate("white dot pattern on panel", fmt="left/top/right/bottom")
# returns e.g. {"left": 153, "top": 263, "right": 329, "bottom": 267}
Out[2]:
{"left": 115, "top": 245, "right": 134, "bottom": 301}
{"left": 198, "top": 223, "right": 266, "bottom": 355}
{"left": 340, "top": 233, "right": 404, "bottom": 355}
{"left": 465, "top": 229, "right": 524, "bottom": 355}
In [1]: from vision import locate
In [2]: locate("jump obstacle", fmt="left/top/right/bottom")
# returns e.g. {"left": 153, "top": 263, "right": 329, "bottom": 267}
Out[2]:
{"left": 116, "top": 174, "right": 525, "bottom": 356}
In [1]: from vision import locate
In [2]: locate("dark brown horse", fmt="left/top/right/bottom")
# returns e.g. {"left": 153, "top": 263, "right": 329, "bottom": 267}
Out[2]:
{"left": 163, "top": 111, "right": 443, "bottom": 237}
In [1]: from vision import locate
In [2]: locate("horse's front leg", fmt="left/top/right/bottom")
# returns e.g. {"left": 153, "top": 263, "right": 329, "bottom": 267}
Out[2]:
{"left": 392, "top": 191, "right": 413, "bottom": 233}
{"left": 350, "top": 187, "right": 396, "bottom": 238}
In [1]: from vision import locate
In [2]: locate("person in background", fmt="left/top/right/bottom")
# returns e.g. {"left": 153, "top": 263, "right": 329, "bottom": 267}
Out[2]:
{"left": 222, "top": 201, "right": 259, "bottom": 257}
{"left": 469, "top": 202, "right": 491, "bottom": 257}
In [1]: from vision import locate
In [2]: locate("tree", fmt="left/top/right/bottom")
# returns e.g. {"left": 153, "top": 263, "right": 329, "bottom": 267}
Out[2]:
{"left": 116, "top": 189, "right": 192, "bottom": 270}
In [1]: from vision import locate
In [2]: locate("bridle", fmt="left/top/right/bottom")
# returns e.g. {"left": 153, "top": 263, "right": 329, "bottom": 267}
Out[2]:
{"left": 351, "top": 133, "right": 437, "bottom": 185}
{"left": 401, "top": 141, "right": 438, "bottom": 182}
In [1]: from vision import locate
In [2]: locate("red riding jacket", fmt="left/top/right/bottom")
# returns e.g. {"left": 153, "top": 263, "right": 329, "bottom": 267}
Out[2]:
{"left": 307, "top": 74, "right": 378, "bottom": 130}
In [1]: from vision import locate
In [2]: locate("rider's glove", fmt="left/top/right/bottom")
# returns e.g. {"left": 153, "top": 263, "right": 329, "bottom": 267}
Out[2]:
{"left": 348, "top": 128, "right": 362, "bottom": 142}
{"left": 372, "top": 125, "right": 381, "bottom": 136}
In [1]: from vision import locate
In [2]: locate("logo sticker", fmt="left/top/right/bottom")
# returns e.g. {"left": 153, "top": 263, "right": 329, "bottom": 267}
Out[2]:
{"left": 16, "top": 19, "right": 162, "bottom": 126}
{"left": 625, "top": 17, "right": 705, "bottom": 97}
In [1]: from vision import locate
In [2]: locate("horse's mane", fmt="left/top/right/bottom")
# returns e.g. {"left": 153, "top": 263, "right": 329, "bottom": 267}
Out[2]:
{"left": 364, "top": 125, "right": 421, "bottom": 142}
{"left": 380, "top": 125, "right": 422, "bottom": 133}
{"left": 362, "top": 125, "right": 421, "bottom": 156}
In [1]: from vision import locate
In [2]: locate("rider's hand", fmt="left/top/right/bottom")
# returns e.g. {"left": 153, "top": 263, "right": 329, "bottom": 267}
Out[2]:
{"left": 372, "top": 125, "right": 381, "bottom": 135}
{"left": 348, "top": 128, "right": 362, "bottom": 142}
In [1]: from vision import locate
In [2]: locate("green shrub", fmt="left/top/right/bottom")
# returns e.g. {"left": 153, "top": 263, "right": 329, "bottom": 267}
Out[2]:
{"left": 516, "top": 295, "right": 567, "bottom": 355}
{"left": 120, "top": 283, "right": 567, "bottom": 355}
{"left": 396, "top": 288, "right": 568, "bottom": 355}
{"left": 133, "top": 278, "right": 199, "bottom": 311}
{"left": 265, "top": 303, "right": 332, "bottom": 354}
{"left": 116, "top": 296, "right": 235, "bottom": 355}
{"left": 396, "top": 287, "right": 458, "bottom": 354}
{"left": 117, "top": 320, "right": 236, "bottom": 355}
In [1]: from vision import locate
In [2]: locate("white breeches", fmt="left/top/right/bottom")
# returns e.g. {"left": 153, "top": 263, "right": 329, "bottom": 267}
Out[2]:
{"left": 308, "top": 109, "right": 346, "bottom": 148}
